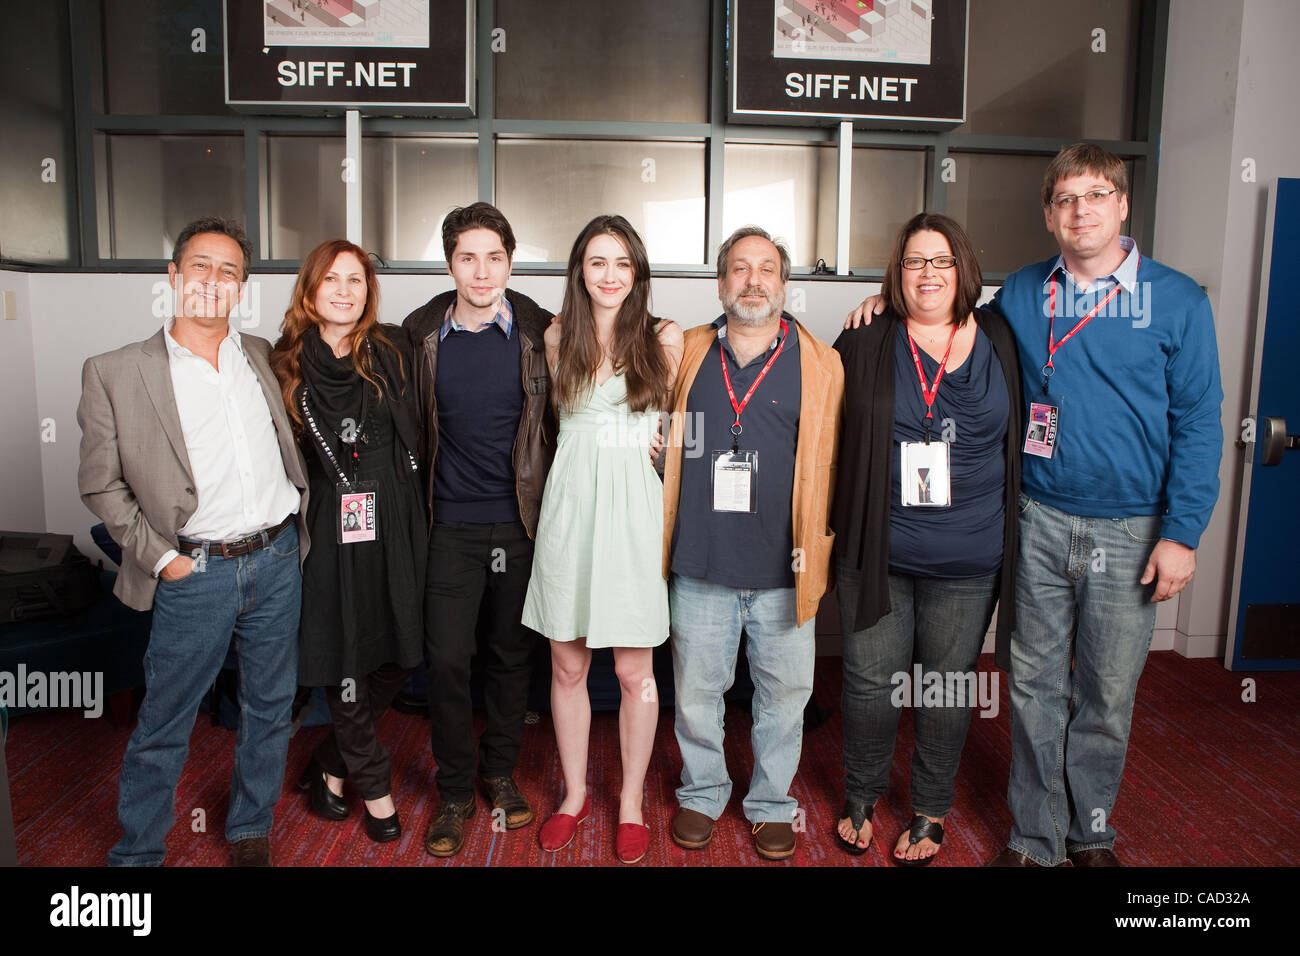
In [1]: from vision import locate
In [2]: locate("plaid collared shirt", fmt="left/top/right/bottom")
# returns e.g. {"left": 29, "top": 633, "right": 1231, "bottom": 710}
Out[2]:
{"left": 440, "top": 295, "right": 514, "bottom": 340}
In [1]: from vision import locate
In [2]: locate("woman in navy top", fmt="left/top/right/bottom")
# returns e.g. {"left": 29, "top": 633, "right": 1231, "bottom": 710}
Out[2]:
{"left": 830, "top": 213, "right": 1023, "bottom": 864}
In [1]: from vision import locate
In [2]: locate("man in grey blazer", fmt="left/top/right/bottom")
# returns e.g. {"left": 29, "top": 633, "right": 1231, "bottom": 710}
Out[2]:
{"left": 77, "top": 217, "right": 309, "bottom": 867}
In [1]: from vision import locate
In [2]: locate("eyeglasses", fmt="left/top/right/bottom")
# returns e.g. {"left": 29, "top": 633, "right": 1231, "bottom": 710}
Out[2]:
{"left": 1048, "top": 188, "right": 1119, "bottom": 209}
{"left": 901, "top": 255, "right": 956, "bottom": 270}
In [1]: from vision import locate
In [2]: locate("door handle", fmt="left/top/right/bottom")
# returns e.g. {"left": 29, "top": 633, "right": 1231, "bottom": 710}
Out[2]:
{"left": 1260, "top": 416, "right": 1300, "bottom": 466}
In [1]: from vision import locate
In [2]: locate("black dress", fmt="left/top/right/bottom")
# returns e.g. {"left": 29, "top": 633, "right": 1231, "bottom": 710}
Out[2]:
{"left": 296, "top": 329, "right": 426, "bottom": 687}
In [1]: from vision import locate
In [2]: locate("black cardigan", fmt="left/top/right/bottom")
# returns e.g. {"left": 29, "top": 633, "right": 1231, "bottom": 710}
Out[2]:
{"left": 830, "top": 307, "right": 1023, "bottom": 670}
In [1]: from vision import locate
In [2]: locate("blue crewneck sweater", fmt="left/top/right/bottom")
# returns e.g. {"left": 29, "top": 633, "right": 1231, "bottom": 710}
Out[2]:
{"left": 988, "top": 249, "right": 1223, "bottom": 548}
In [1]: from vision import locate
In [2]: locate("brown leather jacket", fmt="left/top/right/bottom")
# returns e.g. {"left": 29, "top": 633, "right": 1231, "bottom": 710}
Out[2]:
{"left": 401, "top": 289, "right": 557, "bottom": 539}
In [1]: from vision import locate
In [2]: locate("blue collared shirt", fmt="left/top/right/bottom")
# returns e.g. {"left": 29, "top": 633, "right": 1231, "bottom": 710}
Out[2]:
{"left": 440, "top": 295, "right": 514, "bottom": 341}
{"left": 1043, "top": 234, "right": 1140, "bottom": 295}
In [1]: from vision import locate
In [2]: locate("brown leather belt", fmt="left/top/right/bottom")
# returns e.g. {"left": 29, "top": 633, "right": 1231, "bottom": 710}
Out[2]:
{"left": 178, "top": 514, "right": 294, "bottom": 560}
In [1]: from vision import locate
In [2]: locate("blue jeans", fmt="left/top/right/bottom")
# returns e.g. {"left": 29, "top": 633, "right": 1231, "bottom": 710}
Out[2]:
{"left": 836, "top": 566, "right": 999, "bottom": 817}
{"left": 109, "top": 524, "right": 301, "bottom": 866}
{"left": 669, "top": 573, "right": 815, "bottom": 823}
{"left": 1007, "top": 495, "right": 1158, "bottom": 865}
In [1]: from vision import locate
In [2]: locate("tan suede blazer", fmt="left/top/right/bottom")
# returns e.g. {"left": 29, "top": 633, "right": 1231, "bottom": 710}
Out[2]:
{"left": 661, "top": 318, "right": 844, "bottom": 626}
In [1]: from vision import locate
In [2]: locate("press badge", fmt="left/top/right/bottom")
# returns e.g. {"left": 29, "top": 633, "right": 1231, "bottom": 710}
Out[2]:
{"left": 711, "top": 450, "right": 758, "bottom": 513}
{"left": 1023, "top": 402, "right": 1060, "bottom": 459}
{"left": 337, "top": 481, "right": 378, "bottom": 544}
{"left": 900, "top": 441, "right": 951, "bottom": 508}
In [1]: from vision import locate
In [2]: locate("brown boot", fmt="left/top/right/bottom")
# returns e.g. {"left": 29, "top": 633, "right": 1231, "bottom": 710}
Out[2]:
{"left": 752, "top": 821, "right": 795, "bottom": 861}
{"left": 479, "top": 776, "right": 534, "bottom": 829}
{"left": 424, "top": 797, "right": 475, "bottom": 858}
{"left": 231, "top": 836, "right": 271, "bottom": 867}
{"left": 671, "top": 807, "right": 714, "bottom": 849}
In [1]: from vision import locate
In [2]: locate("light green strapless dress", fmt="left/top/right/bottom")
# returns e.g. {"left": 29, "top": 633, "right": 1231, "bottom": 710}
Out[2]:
{"left": 522, "top": 371, "right": 669, "bottom": 648}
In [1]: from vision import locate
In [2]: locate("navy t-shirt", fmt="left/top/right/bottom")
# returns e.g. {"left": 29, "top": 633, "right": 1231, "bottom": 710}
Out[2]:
{"left": 672, "top": 318, "right": 801, "bottom": 590}
{"left": 888, "top": 323, "right": 1008, "bottom": 577}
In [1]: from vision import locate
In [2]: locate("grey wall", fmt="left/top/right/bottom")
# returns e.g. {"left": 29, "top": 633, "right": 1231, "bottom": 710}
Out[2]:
{"left": 0, "top": 270, "right": 46, "bottom": 530}
{"left": 18, "top": 266, "right": 1188, "bottom": 653}
{"left": 1154, "top": 0, "right": 1300, "bottom": 658}
{"left": 20, "top": 268, "right": 880, "bottom": 551}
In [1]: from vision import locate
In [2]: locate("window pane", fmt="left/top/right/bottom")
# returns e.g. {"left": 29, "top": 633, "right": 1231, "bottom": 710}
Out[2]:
{"left": 723, "top": 144, "right": 836, "bottom": 269}
{"left": 496, "top": 139, "right": 705, "bottom": 264}
{"left": 957, "top": 0, "right": 1140, "bottom": 139}
{"left": 265, "top": 136, "right": 346, "bottom": 260}
{"left": 943, "top": 153, "right": 1057, "bottom": 275}
{"left": 495, "top": 0, "right": 709, "bottom": 122}
{"left": 362, "top": 137, "right": 478, "bottom": 262}
{"left": 849, "top": 148, "right": 927, "bottom": 270}
{"left": 96, "top": 135, "right": 243, "bottom": 260}
{"left": 946, "top": 153, "right": 1143, "bottom": 275}
{"left": 102, "top": 0, "right": 234, "bottom": 116}
{"left": 0, "top": 1, "right": 74, "bottom": 263}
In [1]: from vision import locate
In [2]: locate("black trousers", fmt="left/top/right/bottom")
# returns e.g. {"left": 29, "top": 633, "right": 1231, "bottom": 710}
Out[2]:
{"left": 315, "top": 662, "right": 410, "bottom": 800}
{"left": 424, "top": 520, "right": 537, "bottom": 801}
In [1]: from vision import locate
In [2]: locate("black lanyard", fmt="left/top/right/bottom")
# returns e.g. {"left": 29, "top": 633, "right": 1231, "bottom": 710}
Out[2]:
{"left": 300, "top": 384, "right": 368, "bottom": 485}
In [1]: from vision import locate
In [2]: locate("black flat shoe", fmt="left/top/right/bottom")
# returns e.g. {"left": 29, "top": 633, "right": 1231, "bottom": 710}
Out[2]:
{"left": 364, "top": 806, "right": 401, "bottom": 843}
{"left": 302, "top": 761, "right": 350, "bottom": 821}
{"left": 836, "top": 798, "right": 874, "bottom": 856}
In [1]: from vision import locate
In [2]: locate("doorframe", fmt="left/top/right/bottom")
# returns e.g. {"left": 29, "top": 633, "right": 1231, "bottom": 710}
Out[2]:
{"left": 1224, "top": 178, "right": 1280, "bottom": 670}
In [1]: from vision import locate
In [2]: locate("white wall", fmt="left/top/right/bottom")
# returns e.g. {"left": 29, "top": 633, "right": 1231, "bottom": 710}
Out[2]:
{"left": 1154, "top": 0, "right": 1300, "bottom": 658}
{"left": 0, "top": 269, "right": 46, "bottom": 530}
{"left": 25, "top": 269, "right": 881, "bottom": 565}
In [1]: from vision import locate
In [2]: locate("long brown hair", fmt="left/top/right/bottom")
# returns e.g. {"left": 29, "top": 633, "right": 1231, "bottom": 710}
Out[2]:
{"left": 880, "top": 212, "right": 983, "bottom": 327}
{"left": 270, "top": 238, "right": 402, "bottom": 433}
{"left": 552, "top": 215, "right": 668, "bottom": 415}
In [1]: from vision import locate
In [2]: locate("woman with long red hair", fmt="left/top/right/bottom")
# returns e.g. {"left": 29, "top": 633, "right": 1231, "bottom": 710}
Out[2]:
{"left": 270, "top": 238, "right": 426, "bottom": 843}
{"left": 522, "top": 215, "right": 683, "bottom": 863}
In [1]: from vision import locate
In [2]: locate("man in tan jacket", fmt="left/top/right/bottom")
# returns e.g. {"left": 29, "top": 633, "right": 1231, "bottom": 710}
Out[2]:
{"left": 661, "top": 226, "right": 843, "bottom": 860}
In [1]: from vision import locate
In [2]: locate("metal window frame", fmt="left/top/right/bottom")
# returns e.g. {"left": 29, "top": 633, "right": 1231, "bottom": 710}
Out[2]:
{"left": 16, "top": 0, "right": 1167, "bottom": 279}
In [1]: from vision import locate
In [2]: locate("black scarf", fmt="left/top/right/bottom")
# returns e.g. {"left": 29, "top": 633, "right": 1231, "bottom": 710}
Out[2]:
{"left": 299, "top": 326, "right": 367, "bottom": 436}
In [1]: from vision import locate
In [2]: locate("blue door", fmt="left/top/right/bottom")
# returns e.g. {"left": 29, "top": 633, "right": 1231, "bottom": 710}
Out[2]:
{"left": 1226, "top": 177, "right": 1300, "bottom": 670}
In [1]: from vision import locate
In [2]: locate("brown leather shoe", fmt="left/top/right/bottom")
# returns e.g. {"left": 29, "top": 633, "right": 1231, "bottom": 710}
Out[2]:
{"left": 985, "top": 848, "right": 1043, "bottom": 867}
{"left": 671, "top": 807, "right": 714, "bottom": 849}
{"left": 752, "top": 821, "right": 796, "bottom": 861}
{"left": 231, "top": 836, "right": 271, "bottom": 867}
{"left": 424, "top": 797, "right": 475, "bottom": 858}
{"left": 479, "top": 776, "right": 534, "bottom": 829}
{"left": 1068, "top": 847, "right": 1121, "bottom": 867}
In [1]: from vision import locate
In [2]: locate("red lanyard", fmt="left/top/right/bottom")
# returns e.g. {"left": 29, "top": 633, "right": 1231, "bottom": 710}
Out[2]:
{"left": 720, "top": 319, "right": 787, "bottom": 447}
{"left": 1043, "top": 258, "right": 1138, "bottom": 392}
{"left": 904, "top": 323, "right": 958, "bottom": 423}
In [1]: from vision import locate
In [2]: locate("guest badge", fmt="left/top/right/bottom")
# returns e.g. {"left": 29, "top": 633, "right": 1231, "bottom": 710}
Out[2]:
{"left": 338, "top": 481, "right": 378, "bottom": 544}
{"left": 1023, "top": 402, "right": 1059, "bottom": 459}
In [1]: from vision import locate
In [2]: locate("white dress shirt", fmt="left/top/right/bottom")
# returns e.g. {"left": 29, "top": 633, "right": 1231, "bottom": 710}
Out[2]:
{"left": 153, "top": 319, "right": 301, "bottom": 575}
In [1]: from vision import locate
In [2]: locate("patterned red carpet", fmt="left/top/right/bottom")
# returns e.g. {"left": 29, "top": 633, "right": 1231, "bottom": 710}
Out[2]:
{"left": 8, "top": 652, "right": 1299, "bottom": 866}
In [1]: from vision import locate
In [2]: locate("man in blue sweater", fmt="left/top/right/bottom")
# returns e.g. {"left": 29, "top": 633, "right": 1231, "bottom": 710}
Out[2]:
{"left": 985, "top": 143, "right": 1223, "bottom": 867}
{"left": 850, "top": 144, "right": 1223, "bottom": 867}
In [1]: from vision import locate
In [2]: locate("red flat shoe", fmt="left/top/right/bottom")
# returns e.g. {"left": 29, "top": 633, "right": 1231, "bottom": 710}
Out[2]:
{"left": 539, "top": 796, "right": 591, "bottom": 852}
{"left": 616, "top": 822, "right": 651, "bottom": 864}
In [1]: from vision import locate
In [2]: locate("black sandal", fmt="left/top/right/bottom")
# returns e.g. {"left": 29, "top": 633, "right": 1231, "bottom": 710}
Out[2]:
{"left": 894, "top": 813, "right": 944, "bottom": 867}
{"left": 836, "top": 798, "right": 874, "bottom": 856}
